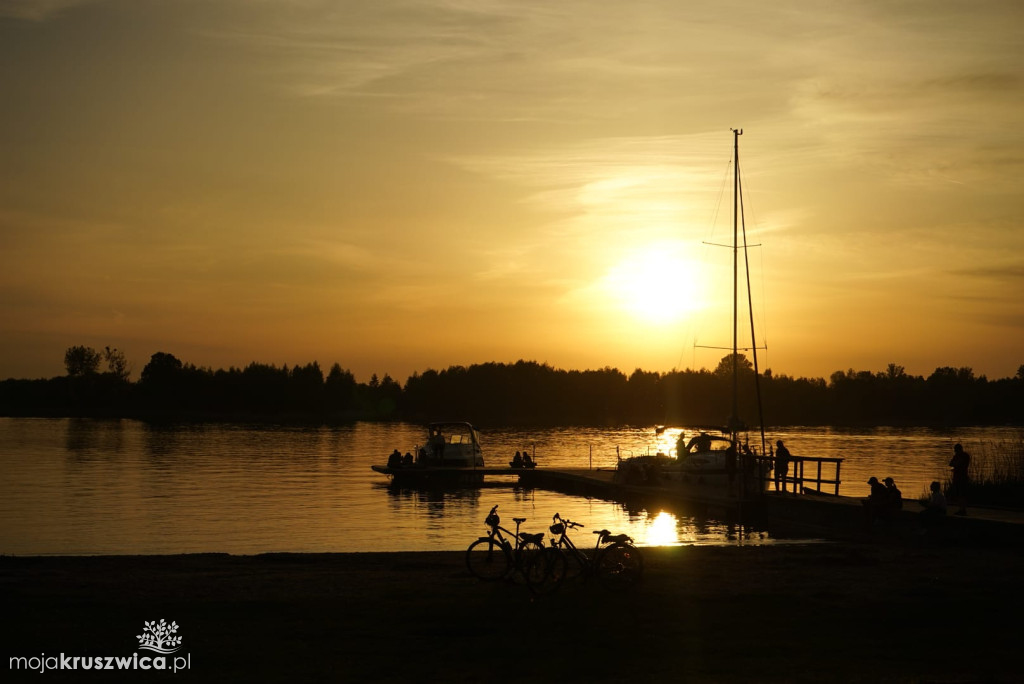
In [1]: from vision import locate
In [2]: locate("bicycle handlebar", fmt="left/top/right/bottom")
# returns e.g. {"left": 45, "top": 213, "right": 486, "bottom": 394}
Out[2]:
{"left": 484, "top": 504, "right": 500, "bottom": 529}
{"left": 552, "top": 513, "right": 583, "bottom": 529}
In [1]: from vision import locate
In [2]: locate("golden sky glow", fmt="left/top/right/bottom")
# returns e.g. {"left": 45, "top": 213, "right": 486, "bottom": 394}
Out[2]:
{"left": 2, "top": 0, "right": 1023, "bottom": 381}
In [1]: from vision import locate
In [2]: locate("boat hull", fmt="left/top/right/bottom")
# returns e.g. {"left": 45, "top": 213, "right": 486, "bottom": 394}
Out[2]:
{"left": 371, "top": 464, "right": 486, "bottom": 486}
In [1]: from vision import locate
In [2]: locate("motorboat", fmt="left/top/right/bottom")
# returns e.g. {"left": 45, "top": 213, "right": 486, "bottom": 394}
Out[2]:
{"left": 371, "top": 421, "right": 485, "bottom": 484}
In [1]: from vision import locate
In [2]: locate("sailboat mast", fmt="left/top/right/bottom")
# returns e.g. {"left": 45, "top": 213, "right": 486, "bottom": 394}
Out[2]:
{"left": 731, "top": 128, "right": 742, "bottom": 431}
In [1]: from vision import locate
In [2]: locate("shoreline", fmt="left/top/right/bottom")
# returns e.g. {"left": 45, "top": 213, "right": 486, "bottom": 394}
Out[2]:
{"left": 5, "top": 543, "right": 1022, "bottom": 682}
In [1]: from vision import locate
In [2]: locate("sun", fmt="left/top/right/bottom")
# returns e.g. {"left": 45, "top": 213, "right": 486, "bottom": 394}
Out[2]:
{"left": 601, "top": 244, "right": 705, "bottom": 324}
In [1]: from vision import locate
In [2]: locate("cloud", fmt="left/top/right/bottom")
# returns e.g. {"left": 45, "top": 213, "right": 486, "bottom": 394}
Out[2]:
{"left": 0, "top": 0, "right": 97, "bottom": 21}
{"left": 954, "top": 263, "right": 1024, "bottom": 281}
{"left": 196, "top": 0, "right": 812, "bottom": 127}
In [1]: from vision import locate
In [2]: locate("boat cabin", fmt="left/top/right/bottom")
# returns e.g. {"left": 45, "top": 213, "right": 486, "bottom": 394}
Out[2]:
{"left": 675, "top": 432, "right": 736, "bottom": 471}
{"left": 421, "top": 421, "right": 485, "bottom": 468}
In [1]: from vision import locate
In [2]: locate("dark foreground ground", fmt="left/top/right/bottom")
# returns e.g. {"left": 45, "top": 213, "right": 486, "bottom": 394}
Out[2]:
{"left": 3, "top": 542, "right": 1023, "bottom": 683}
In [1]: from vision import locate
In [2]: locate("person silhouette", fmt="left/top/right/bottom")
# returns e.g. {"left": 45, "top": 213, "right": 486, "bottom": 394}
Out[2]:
{"left": 774, "top": 440, "right": 792, "bottom": 492}
{"left": 429, "top": 429, "right": 445, "bottom": 462}
{"left": 919, "top": 481, "right": 947, "bottom": 526}
{"left": 387, "top": 449, "right": 402, "bottom": 468}
{"left": 949, "top": 443, "right": 970, "bottom": 515}
{"left": 863, "top": 476, "right": 889, "bottom": 526}
{"left": 685, "top": 432, "right": 713, "bottom": 454}
{"left": 509, "top": 451, "right": 524, "bottom": 468}
{"left": 523, "top": 452, "right": 535, "bottom": 468}
{"left": 883, "top": 477, "right": 902, "bottom": 511}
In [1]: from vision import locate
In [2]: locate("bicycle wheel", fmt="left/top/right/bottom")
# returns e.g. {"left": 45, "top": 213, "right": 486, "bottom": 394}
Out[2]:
{"left": 594, "top": 542, "right": 644, "bottom": 590}
{"left": 466, "top": 538, "right": 511, "bottom": 581}
{"left": 513, "top": 540, "right": 544, "bottom": 574}
{"left": 525, "top": 546, "right": 567, "bottom": 595}
{"left": 562, "top": 548, "right": 587, "bottom": 581}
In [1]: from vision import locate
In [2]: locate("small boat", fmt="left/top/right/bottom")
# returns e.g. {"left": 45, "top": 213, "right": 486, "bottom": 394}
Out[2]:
{"left": 371, "top": 421, "right": 486, "bottom": 485}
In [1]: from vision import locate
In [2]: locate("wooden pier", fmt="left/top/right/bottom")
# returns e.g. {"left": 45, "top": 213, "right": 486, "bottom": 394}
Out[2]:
{"left": 376, "top": 463, "right": 1024, "bottom": 545}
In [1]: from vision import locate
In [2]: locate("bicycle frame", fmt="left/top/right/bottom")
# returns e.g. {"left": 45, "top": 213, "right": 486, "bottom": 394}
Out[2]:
{"left": 550, "top": 514, "right": 638, "bottom": 575}
{"left": 525, "top": 513, "right": 644, "bottom": 594}
{"left": 547, "top": 514, "right": 599, "bottom": 572}
{"left": 465, "top": 505, "right": 545, "bottom": 583}
{"left": 484, "top": 507, "right": 536, "bottom": 556}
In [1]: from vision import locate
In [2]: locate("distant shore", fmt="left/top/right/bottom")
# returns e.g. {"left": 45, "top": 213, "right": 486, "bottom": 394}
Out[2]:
{"left": 5, "top": 355, "right": 1024, "bottom": 427}
{"left": 4, "top": 543, "right": 1022, "bottom": 683}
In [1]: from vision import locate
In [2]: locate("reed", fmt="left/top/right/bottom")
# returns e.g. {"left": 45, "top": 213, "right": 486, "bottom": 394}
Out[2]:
{"left": 946, "top": 432, "right": 1024, "bottom": 508}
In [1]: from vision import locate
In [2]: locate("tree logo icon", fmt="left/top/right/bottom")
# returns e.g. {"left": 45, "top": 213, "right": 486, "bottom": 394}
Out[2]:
{"left": 136, "top": 619, "right": 183, "bottom": 654}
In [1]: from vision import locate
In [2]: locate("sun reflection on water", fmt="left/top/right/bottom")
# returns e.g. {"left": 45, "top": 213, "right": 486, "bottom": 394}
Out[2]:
{"left": 643, "top": 510, "right": 681, "bottom": 547}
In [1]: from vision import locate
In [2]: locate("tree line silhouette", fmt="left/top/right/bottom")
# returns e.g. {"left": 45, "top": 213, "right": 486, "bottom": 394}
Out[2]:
{"left": 1, "top": 347, "right": 1022, "bottom": 427}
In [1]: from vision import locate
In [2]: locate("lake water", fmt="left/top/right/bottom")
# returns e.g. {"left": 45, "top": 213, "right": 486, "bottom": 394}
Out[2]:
{"left": 1, "top": 418, "right": 1018, "bottom": 555}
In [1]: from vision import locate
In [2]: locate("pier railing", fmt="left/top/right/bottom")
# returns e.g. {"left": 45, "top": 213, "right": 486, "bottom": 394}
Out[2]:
{"left": 770, "top": 456, "right": 843, "bottom": 495}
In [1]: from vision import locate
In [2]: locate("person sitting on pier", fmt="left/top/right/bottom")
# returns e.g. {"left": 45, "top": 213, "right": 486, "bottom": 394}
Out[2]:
{"left": 863, "top": 476, "right": 891, "bottom": 526}
{"left": 402, "top": 452, "right": 414, "bottom": 466}
{"left": 387, "top": 449, "right": 403, "bottom": 469}
{"left": 884, "top": 477, "right": 902, "bottom": 511}
{"left": 509, "top": 451, "right": 524, "bottom": 468}
{"left": 919, "top": 481, "right": 947, "bottom": 526}
{"left": 523, "top": 452, "right": 536, "bottom": 468}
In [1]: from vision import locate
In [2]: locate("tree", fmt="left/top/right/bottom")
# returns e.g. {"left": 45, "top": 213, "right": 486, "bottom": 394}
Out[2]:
{"left": 140, "top": 352, "right": 184, "bottom": 385}
{"left": 64, "top": 346, "right": 102, "bottom": 376}
{"left": 326, "top": 363, "right": 357, "bottom": 411}
{"left": 714, "top": 353, "right": 754, "bottom": 377}
{"left": 103, "top": 346, "right": 131, "bottom": 380}
{"left": 884, "top": 363, "right": 906, "bottom": 381}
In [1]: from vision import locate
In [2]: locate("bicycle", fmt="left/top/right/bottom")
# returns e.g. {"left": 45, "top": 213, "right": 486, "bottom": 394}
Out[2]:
{"left": 526, "top": 513, "right": 644, "bottom": 594}
{"left": 465, "top": 505, "right": 546, "bottom": 582}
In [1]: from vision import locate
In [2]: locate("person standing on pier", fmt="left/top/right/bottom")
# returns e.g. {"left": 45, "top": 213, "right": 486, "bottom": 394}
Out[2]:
{"left": 774, "top": 440, "right": 792, "bottom": 492}
{"left": 949, "top": 443, "right": 971, "bottom": 516}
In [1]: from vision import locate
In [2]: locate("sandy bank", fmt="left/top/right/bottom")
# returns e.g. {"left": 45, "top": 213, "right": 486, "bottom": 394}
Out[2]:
{"left": 3, "top": 543, "right": 1021, "bottom": 683}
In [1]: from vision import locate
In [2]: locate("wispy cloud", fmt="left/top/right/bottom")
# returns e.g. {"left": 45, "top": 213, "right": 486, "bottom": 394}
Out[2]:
{"left": 0, "top": 0, "right": 96, "bottom": 21}
{"left": 954, "top": 263, "right": 1024, "bottom": 281}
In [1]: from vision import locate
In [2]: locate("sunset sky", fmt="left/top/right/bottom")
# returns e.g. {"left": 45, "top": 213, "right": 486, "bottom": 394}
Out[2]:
{"left": 2, "top": 0, "right": 1022, "bottom": 383}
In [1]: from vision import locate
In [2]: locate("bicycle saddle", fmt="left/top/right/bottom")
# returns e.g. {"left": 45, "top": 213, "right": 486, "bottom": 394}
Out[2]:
{"left": 513, "top": 517, "right": 526, "bottom": 524}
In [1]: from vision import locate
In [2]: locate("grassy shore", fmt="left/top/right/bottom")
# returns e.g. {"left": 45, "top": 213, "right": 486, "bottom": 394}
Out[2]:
{"left": 4, "top": 542, "right": 1022, "bottom": 683}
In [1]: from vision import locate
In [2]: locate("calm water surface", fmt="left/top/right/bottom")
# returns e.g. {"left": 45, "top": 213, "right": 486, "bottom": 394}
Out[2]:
{"left": 1, "top": 418, "right": 1018, "bottom": 555}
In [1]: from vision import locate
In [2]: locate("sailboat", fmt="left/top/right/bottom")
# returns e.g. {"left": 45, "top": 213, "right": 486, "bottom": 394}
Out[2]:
{"left": 618, "top": 130, "right": 770, "bottom": 497}
{"left": 671, "top": 129, "right": 769, "bottom": 495}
